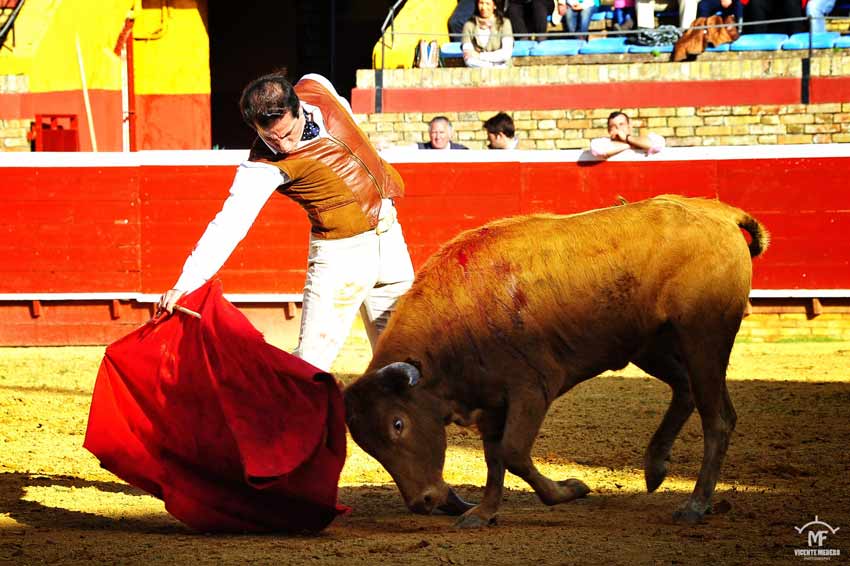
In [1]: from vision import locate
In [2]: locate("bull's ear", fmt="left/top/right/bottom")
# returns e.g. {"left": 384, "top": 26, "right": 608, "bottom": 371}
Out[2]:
{"left": 376, "top": 361, "right": 421, "bottom": 388}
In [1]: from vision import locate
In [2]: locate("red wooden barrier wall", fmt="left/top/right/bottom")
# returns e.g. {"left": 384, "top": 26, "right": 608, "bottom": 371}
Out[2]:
{"left": 1, "top": 146, "right": 849, "bottom": 344}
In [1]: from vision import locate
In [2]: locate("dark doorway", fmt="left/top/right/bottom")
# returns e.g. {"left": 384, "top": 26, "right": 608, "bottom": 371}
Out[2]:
{"left": 208, "top": 0, "right": 398, "bottom": 149}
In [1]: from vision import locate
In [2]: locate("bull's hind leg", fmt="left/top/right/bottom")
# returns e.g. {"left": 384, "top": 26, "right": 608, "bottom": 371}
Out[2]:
{"left": 674, "top": 332, "right": 738, "bottom": 524}
{"left": 632, "top": 346, "right": 695, "bottom": 493}
{"left": 456, "top": 390, "right": 590, "bottom": 529}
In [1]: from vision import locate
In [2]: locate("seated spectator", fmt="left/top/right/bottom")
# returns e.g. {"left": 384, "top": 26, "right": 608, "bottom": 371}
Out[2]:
{"left": 807, "top": 0, "right": 836, "bottom": 33}
{"left": 462, "top": 0, "right": 515, "bottom": 68}
{"left": 697, "top": 0, "right": 744, "bottom": 23}
{"left": 744, "top": 0, "right": 804, "bottom": 35}
{"left": 612, "top": 0, "right": 636, "bottom": 31}
{"left": 418, "top": 116, "right": 469, "bottom": 150}
{"left": 449, "top": 0, "right": 476, "bottom": 38}
{"left": 506, "top": 0, "right": 549, "bottom": 40}
{"left": 483, "top": 112, "right": 520, "bottom": 149}
{"left": 590, "top": 111, "right": 665, "bottom": 158}
{"left": 556, "top": 0, "right": 598, "bottom": 39}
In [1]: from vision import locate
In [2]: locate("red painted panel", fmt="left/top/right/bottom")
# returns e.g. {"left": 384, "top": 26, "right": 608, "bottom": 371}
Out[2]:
{"left": 3, "top": 155, "right": 850, "bottom": 296}
{"left": 718, "top": 158, "right": 850, "bottom": 211}
{"left": 135, "top": 93, "right": 211, "bottom": 150}
{"left": 140, "top": 165, "right": 235, "bottom": 200}
{"left": 139, "top": 164, "right": 311, "bottom": 293}
{"left": 521, "top": 161, "right": 585, "bottom": 213}
{"left": 351, "top": 88, "right": 375, "bottom": 114}
{"left": 370, "top": 80, "right": 802, "bottom": 114}
{"left": 0, "top": 166, "right": 141, "bottom": 293}
{"left": 209, "top": 270, "right": 306, "bottom": 294}
{"left": 810, "top": 77, "right": 850, "bottom": 104}
{"left": 1, "top": 167, "right": 139, "bottom": 201}
{"left": 581, "top": 161, "right": 720, "bottom": 207}
{"left": 0, "top": 271, "right": 140, "bottom": 291}
{"left": 0, "top": 90, "right": 124, "bottom": 151}
{"left": 394, "top": 162, "right": 520, "bottom": 196}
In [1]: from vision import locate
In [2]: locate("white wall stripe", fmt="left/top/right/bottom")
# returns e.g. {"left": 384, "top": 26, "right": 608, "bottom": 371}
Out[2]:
{"left": 1, "top": 144, "right": 849, "bottom": 167}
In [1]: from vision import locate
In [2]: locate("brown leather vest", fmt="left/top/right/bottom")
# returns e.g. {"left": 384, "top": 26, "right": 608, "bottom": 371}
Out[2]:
{"left": 249, "top": 77, "right": 404, "bottom": 240}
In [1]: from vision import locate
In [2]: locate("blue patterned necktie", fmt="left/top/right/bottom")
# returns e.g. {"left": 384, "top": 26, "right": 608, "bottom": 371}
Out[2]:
{"left": 301, "top": 113, "right": 320, "bottom": 141}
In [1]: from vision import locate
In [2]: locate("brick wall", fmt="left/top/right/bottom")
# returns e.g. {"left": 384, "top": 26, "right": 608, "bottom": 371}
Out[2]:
{"left": 0, "top": 74, "right": 30, "bottom": 152}
{"left": 357, "top": 103, "right": 850, "bottom": 149}
{"left": 739, "top": 313, "right": 850, "bottom": 342}
{"left": 354, "top": 54, "right": 850, "bottom": 148}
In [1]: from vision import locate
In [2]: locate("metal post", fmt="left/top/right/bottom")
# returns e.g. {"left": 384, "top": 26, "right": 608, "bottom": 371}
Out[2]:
{"left": 376, "top": 0, "right": 405, "bottom": 114}
{"left": 377, "top": 37, "right": 384, "bottom": 113}
{"left": 801, "top": 16, "right": 812, "bottom": 104}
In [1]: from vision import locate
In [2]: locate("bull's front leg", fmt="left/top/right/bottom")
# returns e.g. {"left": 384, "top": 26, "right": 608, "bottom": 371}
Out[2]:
{"left": 501, "top": 393, "right": 590, "bottom": 507}
{"left": 454, "top": 436, "right": 505, "bottom": 528}
{"left": 455, "top": 411, "right": 506, "bottom": 529}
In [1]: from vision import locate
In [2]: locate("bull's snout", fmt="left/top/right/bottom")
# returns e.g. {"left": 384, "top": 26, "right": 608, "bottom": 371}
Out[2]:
{"left": 408, "top": 486, "right": 445, "bottom": 515}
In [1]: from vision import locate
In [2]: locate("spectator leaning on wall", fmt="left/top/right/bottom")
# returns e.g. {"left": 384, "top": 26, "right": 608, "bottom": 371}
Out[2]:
{"left": 590, "top": 111, "right": 665, "bottom": 158}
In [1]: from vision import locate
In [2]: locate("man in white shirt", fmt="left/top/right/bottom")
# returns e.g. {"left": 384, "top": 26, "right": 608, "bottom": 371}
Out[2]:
{"left": 483, "top": 112, "right": 520, "bottom": 150}
{"left": 590, "top": 111, "right": 666, "bottom": 158}
{"left": 158, "top": 72, "right": 414, "bottom": 371}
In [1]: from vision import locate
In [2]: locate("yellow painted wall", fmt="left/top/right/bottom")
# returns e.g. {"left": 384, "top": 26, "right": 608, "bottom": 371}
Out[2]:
{"left": 0, "top": 0, "right": 132, "bottom": 91}
{"left": 133, "top": 0, "right": 209, "bottom": 95}
{"left": 0, "top": 0, "right": 209, "bottom": 95}
{"left": 372, "top": 0, "right": 456, "bottom": 69}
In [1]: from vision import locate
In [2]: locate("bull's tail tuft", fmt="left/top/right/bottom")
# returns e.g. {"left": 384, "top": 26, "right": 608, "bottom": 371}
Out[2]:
{"left": 739, "top": 214, "right": 770, "bottom": 257}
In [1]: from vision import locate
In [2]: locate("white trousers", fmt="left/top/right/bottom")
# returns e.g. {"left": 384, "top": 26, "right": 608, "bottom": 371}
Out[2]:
{"left": 293, "top": 202, "right": 414, "bottom": 371}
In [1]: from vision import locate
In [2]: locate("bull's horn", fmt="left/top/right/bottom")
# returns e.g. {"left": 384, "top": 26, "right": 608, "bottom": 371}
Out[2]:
{"left": 378, "top": 361, "right": 420, "bottom": 387}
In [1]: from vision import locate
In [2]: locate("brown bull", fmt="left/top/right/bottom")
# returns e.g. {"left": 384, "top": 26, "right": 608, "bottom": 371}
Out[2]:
{"left": 344, "top": 195, "right": 769, "bottom": 528}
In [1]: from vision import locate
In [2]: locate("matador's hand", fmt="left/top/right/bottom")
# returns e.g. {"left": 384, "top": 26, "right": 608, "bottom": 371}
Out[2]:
{"left": 158, "top": 289, "right": 186, "bottom": 315}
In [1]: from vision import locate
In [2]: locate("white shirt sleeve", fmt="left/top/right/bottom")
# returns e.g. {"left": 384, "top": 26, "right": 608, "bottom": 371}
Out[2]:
{"left": 298, "top": 73, "right": 355, "bottom": 119}
{"left": 647, "top": 132, "right": 666, "bottom": 155}
{"left": 173, "top": 160, "right": 286, "bottom": 293}
{"left": 590, "top": 137, "right": 616, "bottom": 157}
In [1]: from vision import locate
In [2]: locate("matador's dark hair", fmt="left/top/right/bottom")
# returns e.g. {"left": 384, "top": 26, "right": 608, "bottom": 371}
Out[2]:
{"left": 239, "top": 72, "right": 301, "bottom": 129}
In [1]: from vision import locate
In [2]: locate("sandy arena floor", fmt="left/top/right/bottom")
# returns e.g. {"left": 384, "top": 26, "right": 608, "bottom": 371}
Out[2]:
{"left": 0, "top": 337, "right": 848, "bottom": 565}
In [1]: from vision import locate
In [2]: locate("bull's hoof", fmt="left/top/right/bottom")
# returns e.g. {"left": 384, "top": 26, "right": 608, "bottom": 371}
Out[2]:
{"left": 672, "top": 501, "right": 707, "bottom": 524}
{"left": 454, "top": 509, "right": 497, "bottom": 529}
{"left": 672, "top": 509, "right": 704, "bottom": 524}
{"left": 559, "top": 478, "right": 591, "bottom": 500}
{"left": 644, "top": 460, "right": 668, "bottom": 493}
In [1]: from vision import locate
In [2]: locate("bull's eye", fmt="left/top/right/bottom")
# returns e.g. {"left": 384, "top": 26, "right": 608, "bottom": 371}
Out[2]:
{"left": 392, "top": 417, "right": 404, "bottom": 435}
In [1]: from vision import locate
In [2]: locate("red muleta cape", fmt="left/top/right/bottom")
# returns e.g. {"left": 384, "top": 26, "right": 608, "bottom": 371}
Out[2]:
{"left": 84, "top": 280, "right": 348, "bottom": 533}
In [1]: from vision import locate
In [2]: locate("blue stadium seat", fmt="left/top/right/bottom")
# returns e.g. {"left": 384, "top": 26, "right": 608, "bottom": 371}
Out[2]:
{"left": 627, "top": 44, "right": 673, "bottom": 54}
{"left": 591, "top": 8, "right": 612, "bottom": 21}
{"left": 440, "top": 42, "right": 463, "bottom": 59}
{"left": 782, "top": 32, "right": 840, "bottom": 50}
{"left": 579, "top": 37, "right": 629, "bottom": 54}
{"left": 705, "top": 43, "right": 731, "bottom": 52}
{"left": 529, "top": 39, "right": 585, "bottom": 56}
{"left": 729, "top": 33, "right": 789, "bottom": 51}
{"left": 512, "top": 39, "right": 538, "bottom": 56}
{"left": 834, "top": 35, "right": 850, "bottom": 49}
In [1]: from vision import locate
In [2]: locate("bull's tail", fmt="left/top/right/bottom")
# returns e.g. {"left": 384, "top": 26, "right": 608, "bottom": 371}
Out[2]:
{"left": 651, "top": 195, "right": 770, "bottom": 257}
{"left": 738, "top": 213, "right": 769, "bottom": 258}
